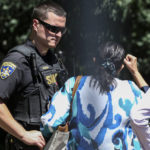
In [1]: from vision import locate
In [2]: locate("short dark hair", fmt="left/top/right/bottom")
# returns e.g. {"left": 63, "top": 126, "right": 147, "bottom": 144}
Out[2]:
{"left": 90, "top": 41, "right": 125, "bottom": 93}
{"left": 32, "top": 0, "right": 67, "bottom": 20}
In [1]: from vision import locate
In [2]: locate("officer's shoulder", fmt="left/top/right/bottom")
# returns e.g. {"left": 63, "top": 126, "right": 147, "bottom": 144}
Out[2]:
{"left": 4, "top": 51, "right": 28, "bottom": 64}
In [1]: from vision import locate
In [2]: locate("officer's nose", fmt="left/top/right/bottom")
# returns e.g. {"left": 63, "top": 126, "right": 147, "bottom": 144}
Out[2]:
{"left": 55, "top": 31, "right": 62, "bottom": 37}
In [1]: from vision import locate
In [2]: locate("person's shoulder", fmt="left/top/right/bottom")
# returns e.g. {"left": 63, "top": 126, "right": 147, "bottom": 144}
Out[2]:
{"left": 66, "top": 76, "right": 87, "bottom": 84}
{"left": 64, "top": 76, "right": 87, "bottom": 91}
{"left": 114, "top": 79, "right": 143, "bottom": 104}
{"left": 119, "top": 79, "right": 137, "bottom": 88}
{"left": 115, "top": 78, "right": 142, "bottom": 93}
{"left": 0, "top": 50, "right": 29, "bottom": 73}
{"left": 115, "top": 78, "right": 133, "bottom": 85}
{"left": 65, "top": 76, "right": 76, "bottom": 86}
{"left": 2, "top": 50, "right": 28, "bottom": 65}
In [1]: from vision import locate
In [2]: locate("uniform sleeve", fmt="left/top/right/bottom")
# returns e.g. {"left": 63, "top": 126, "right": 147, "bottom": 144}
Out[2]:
{"left": 0, "top": 53, "right": 24, "bottom": 101}
{"left": 41, "top": 77, "right": 76, "bottom": 133}
{"left": 130, "top": 89, "right": 150, "bottom": 150}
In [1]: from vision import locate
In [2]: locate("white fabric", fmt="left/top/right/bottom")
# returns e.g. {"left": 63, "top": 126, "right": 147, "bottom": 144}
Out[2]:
{"left": 41, "top": 76, "right": 144, "bottom": 150}
{"left": 130, "top": 89, "right": 150, "bottom": 150}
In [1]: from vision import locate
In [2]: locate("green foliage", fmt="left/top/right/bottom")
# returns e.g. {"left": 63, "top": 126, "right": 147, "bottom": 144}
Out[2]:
{"left": 0, "top": 0, "right": 150, "bottom": 83}
{"left": 114, "top": 0, "right": 150, "bottom": 82}
{"left": 0, "top": 0, "right": 41, "bottom": 54}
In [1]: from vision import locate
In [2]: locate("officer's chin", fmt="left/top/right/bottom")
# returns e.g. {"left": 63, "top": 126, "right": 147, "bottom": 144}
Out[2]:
{"left": 49, "top": 44, "right": 57, "bottom": 49}
{"left": 49, "top": 42, "right": 58, "bottom": 49}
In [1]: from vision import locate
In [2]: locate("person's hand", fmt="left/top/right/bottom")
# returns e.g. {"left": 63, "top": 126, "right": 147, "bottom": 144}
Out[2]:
{"left": 124, "top": 54, "right": 148, "bottom": 88}
{"left": 21, "top": 130, "right": 46, "bottom": 150}
{"left": 124, "top": 54, "right": 139, "bottom": 75}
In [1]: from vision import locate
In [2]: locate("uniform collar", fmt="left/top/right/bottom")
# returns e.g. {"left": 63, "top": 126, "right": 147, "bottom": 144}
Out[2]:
{"left": 25, "top": 39, "right": 57, "bottom": 65}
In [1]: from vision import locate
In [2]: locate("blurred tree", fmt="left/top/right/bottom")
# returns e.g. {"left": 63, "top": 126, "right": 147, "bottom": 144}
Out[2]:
{"left": 0, "top": 0, "right": 150, "bottom": 83}
{"left": 115, "top": 0, "right": 150, "bottom": 83}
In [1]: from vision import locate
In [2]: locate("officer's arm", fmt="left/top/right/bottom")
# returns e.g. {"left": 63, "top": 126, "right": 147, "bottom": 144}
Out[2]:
{"left": 0, "top": 99, "right": 45, "bottom": 149}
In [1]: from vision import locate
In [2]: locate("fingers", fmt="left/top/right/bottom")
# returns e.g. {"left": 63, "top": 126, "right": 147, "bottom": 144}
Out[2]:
{"left": 33, "top": 131, "right": 46, "bottom": 149}
{"left": 124, "top": 54, "right": 137, "bottom": 64}
{"left": 38, "top": 132, "right": 46, "bottom": 148}
{"left": 123, "top": 58, "right": 129, "bottom": 65}
{"left": 37, "top": 140, "right": 45, "bottom": 150}
{"left": 21, "top": 130, "right": 46, "bottom": 149}
{"left": 124, "top": 54, "right": 138, "bottom": 74}
{"left": 124, "top": 54, "right": 137, "bottom": 63}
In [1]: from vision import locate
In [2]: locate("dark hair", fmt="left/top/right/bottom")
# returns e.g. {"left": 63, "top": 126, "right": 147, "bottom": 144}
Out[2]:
{"left": 90, "top": 42, "right": 125, "bottom": 93}
{"left": 32, "top": 1, "right": 67, "bottom": 20}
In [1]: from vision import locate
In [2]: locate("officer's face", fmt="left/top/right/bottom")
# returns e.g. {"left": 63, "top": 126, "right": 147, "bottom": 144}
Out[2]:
{"left": 33, "top": 12, "right": 66, "bottom": 49}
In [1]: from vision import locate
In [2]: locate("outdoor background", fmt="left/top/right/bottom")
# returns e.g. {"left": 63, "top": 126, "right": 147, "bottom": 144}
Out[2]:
{"left": 0, "top": 0, "right": 150, "bottom": 83}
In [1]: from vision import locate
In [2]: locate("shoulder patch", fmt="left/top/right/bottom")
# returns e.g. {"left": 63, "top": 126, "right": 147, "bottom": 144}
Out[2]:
{"left": 0, "top": 62, "right": 16, "bottom": 79}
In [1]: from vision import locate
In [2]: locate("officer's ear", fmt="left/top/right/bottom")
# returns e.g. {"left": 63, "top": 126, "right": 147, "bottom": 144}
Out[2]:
{"left": 32, "top": 19, "right": 40, "bottom": 32}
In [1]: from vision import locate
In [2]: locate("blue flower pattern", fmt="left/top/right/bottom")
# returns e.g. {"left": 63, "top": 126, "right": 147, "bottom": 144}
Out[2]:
{"left": 41, "top": 77, "right": 143, "bottom": 150}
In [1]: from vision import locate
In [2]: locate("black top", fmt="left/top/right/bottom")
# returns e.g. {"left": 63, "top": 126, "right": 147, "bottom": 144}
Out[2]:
{"left": 0, "top": 40, "right": 58, "bottom": 103}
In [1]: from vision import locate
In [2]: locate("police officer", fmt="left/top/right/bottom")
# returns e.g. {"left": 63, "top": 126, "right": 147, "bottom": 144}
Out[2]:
{"left": 0, "top": 1, "right": 68, "bottom": 150}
